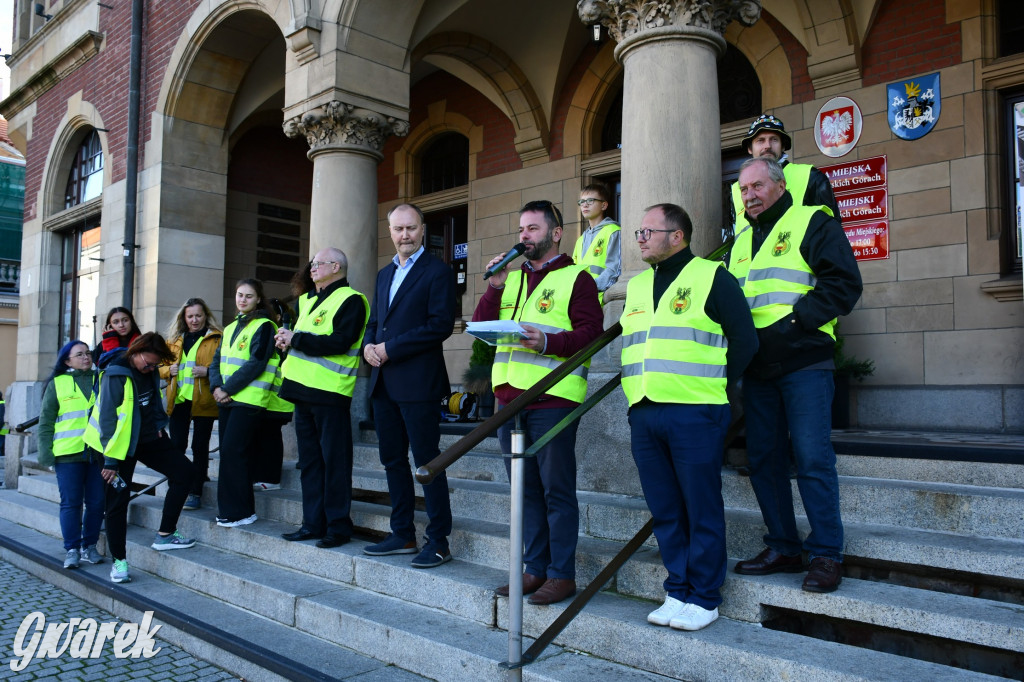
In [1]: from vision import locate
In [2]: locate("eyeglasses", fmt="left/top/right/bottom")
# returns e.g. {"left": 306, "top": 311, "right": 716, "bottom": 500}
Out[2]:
{"left": 141, "top": 361, "right": 162, "bottom": 370}
{"left": 634, "top": 228, "right": 679, "bottom": 241}
{"left": 577, "top": 198, "right": 602, "bottom": 206}
{"left": 309, "top": 261, "right": 337, "bottom": 269}
{"left": 68, "top": 352, "right": 91, "bottom": 359}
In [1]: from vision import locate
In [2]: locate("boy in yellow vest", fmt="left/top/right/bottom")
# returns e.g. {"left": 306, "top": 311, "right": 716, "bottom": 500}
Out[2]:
{"left": 572, "top": 181, "right": 621, "bottom": 304}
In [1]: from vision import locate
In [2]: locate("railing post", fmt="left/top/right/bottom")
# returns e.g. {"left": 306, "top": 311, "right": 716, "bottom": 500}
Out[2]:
{"left": 507, "top": 413, "right": 525, "bottom": 682}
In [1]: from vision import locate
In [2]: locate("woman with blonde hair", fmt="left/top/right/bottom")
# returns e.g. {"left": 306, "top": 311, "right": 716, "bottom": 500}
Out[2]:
{"left": 161, "top": 297, "right": 222, "bottom": 511}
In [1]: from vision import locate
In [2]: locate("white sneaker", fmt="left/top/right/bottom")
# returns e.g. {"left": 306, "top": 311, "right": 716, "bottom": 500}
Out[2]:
{"left": 669, "top": 603, "right": 719, "bottom": 631}
{"left": 647, "top": 595, "right": 687, "bottom": 626}
{"left": 110, "top": 558, "right": 131, "bottom": 583}
{"left": 253, "top": 482, "right": 281, "bottom": 491}
{"left": 217, "top": 514, "right": 257, "bottom": 528}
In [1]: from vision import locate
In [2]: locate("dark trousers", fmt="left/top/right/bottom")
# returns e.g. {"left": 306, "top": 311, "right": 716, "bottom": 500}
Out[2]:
{"left": 104, "top": 433, "right": 196, "bottom": 560}
{"left": 168, "top": 400, "right": 215, "bottom": 496}
{"left": 253, "top": 414, "right": 288, "bottom": 484}
{"left": 372, "top": 384, "right": 452, "bottom": 545}
{"left": 294, "top": 399, "right": 353, "bottom": 537}
{"left": 630, "top": 403, "right": 730, "bottom": 609}
{"left": 498, "top": 406, "right": 580, "bottom": 580}
{"left": 216, "top": 405, "right": 261, "bottom": 520}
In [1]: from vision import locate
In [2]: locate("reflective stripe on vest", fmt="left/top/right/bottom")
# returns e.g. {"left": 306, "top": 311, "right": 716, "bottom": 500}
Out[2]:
{"left": 281, "top": 286, "right": 367, "bottom": 397}
{"left": 727, "top": 204, "right": 837, "bottom": 339}
{"left": 52, "top": 374, "right": 96, "bottom": 456}
{"left": 176, "top": 338, "right": 203, "bottom": 402}
{"left": 220, "top": 317, "right": 281, "bottom": 408}
{"left": 620, "top": 258, "right": 728, "bottom": 405}
{"left": 491, "top": 266, "right": 589, "bottom": 402}
{"left": 732, "top": 162, "right": 812, "bottom": 230}
{"left": 83, "top": 375, "right": 135, "bottom": 461}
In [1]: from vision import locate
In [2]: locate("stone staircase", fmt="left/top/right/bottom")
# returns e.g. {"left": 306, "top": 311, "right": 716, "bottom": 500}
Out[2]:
{"left": 0, "top": 426, "right": 1022, "bottom": 681}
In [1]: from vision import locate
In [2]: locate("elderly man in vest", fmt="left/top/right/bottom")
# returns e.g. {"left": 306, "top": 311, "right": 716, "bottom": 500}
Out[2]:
{"left": 730, "top": 113, "right": 840, "bottom": 229}
{"left": 728, "top": 158, "right": 862, "bottom": 593}
{"left": 275, "top": 247, "right": 368, "bottom": 549}
{"left": 622, "top": 203, "right": 757, "bottom": 631}
{"left": 474, "top": 199, "right": 603, "bottom": 605}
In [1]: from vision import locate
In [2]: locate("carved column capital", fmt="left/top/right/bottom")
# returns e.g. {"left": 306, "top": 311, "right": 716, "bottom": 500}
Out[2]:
{"left": 283, "top": 101, "right": 410, "bottom": 159}
{"left": 578, "top": 0, "right": 761, "bottom": 43}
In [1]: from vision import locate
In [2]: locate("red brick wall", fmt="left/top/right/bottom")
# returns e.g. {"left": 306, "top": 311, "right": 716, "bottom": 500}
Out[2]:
{"left": 21, "top": 1, "right": 201, "bottom": 222}
{"left": 862, "top": 0, "right": 961, "bottom": 86}
{"left": 227, "top": 126, "right": 312, "bottom": 204}
{"left": 377, "top": 71, "right": 520, "bottom": 202}
{"left": 761, "top": 11, "right": 813, "bottom": 105}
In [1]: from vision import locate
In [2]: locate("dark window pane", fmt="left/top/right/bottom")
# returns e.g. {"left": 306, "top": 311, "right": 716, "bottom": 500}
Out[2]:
{"left": 420, "top": 133, "right": 469, "bottom": 195}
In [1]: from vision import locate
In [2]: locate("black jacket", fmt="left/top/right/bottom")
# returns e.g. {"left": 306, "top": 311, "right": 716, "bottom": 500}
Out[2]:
{"left": 732, "top": 191, "right": 862, "bottom": 379}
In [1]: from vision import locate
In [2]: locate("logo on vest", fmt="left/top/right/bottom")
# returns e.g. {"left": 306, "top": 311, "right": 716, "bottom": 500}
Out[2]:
{"left": 536, "top": 289, "right": 555, "bottom": 314}
{"left": 671, "top": 287, "right": 692, "bottom": 315}
{"left": 772, "top": 231, "right": 792, "bottom": 257}
{"left": 237, "top": 334, "right": 248, "bottom": 351}
{"left": 313, "top": 310, "right": 327, "bottom": 326}
{"left": 592, "top": 238, "right": 605, "bottom": 257}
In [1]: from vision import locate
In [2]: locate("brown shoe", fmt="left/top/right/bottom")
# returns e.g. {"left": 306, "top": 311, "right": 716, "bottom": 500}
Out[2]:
{"left": 527, "top": 578, "right": 576, "bottom": 605}
{"left": 495, "top": 573, "right": 546, "bottom": 597}
{"left": 734, "top": 547, "right": 804, "bottom": 575}
{"left": 802, "top": 557, "right": 842, "bottom": 593}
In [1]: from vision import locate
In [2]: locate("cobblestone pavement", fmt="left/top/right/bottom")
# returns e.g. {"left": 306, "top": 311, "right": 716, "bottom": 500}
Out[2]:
{"left": 0, "top": 559, "right": 239, "bottom": 681}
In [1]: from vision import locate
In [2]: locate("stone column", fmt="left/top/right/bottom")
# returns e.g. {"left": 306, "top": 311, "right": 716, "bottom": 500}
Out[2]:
{"left": 578, "top": 0, "right": 761, "bottom": 276}
{"left": 283, "top": 102, "right": 409, "bottom": 298}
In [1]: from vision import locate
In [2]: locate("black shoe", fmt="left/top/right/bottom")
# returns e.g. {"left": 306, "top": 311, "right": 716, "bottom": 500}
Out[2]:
{"left": 316, "top": 534, "right": 350, "bottom": 549}
{"left": 282, "top": 528, "right": 323, "bottom": 542}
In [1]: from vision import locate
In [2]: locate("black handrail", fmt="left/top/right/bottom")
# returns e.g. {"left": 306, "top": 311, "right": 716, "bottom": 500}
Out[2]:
{"left": 14, "top": 416, "right": 39, "bottom": 432}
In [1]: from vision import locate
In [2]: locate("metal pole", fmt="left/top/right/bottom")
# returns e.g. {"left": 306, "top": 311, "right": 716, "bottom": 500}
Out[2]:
{"left": 122, "top": 0, "right": 144, "bottom": 309}
{"left": 507, "top": 414, "right": 525, "bottom": 682}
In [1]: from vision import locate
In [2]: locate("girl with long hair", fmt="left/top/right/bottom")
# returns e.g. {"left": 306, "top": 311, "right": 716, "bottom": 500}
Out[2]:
{"left": 85, "top": 332, "right": 198, "bottom": 584}
{"left": 37, "top": 340, "right": 104, "bottom": 569}
{"left": 93, "top": 307, "right": 142, "bottom": 368}
{"left": 161, "top": 297, "right": 223, "bottom": 511}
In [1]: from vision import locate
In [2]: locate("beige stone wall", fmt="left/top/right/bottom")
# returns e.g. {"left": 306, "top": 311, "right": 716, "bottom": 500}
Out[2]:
{"left": 0, "top": 317, "right": 18, "bottom": 397}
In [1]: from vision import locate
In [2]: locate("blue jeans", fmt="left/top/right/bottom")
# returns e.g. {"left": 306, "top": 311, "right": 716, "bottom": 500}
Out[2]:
{"left": 630, "top": 403, "right": 730, "bottom": 609}
{"left": 743, "top": 369, "right": 843, "bottom": 561}
{"left": 498, "top": 406, "right": 580, "bottom": 580}
{"left": 54, "top": 458, "right": 106, "bottom": 550}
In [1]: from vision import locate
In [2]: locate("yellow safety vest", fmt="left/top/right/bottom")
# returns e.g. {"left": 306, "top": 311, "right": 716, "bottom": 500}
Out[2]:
{"left": 220, "top": 317, "right": 281, "bottom": 408}
{"left": 492, "top": 266, "right": 589, "bottom": 402}
{"left": 175, "top": 338, "right": 203, "bottom": 403}
{"left": 0, "top": 399, "right": 7, "bottom": 435}
{"left": 52, "top": 374, "right": 96, "bottom": 456}
{"left": 732, "top": 162, "right": 812, "bottom": 230}
{"left": 83, "top": 374, "right": 135, "bottom": 461}
{"left": 573, "top": 221, "right": 620, "bottom": 305}
{"left": 281, "top": 286, "right": 367, "bottom": 397}
{"left": 728, "top": 205, "right": 836, "bottom": 340}
{"left": 620, "top": 258, "right": 728, "bottom": 406}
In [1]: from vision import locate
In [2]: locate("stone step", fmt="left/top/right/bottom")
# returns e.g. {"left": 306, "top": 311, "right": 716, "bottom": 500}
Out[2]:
{"left": 0, "top": 486, "right": 1007, "bottom": 681}
{"left": 0, "top": 516, "right": 420, "bottom": 682}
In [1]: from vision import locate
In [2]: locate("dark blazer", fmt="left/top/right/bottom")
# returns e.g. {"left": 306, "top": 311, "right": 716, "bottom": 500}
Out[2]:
{"left": 365, "top": 250, "right": 456, "bottom": 402}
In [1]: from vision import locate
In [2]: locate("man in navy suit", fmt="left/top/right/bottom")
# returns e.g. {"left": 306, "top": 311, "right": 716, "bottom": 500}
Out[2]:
{"left": 362, "top": 203, "right": 457, "bottom": 568}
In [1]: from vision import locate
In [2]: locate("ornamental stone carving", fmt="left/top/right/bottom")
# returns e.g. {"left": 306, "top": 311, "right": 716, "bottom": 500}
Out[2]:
{"left": 283, "top": 101, "right": 410, "bottom": 156}
{"left": 578, "top": 0, "right": 761, "bottom": 42}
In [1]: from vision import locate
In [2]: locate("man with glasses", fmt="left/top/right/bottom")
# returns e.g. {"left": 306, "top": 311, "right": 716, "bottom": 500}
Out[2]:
{"left": 622, "top": 204, "right": 757, "bottom": 631}
{"left": 728, "top": 157, "right": 861, "bottom": 593}
{"left": 362, "top": 203, "right": 457, "bottom": 568}
{"left": 474, "top": 199, "right": 603, "bottom": 605}
{"left": 275, "top": 248, "right": 368, "bottom": 548}
{"left": 572, "top": 182, "right": 621, "bottom": 305}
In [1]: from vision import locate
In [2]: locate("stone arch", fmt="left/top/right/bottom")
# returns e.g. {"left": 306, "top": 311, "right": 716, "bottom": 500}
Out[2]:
{"left": 725, "top": 18, "right": 795, "bottom": 109}
{"left": 563, "top": 41, "right": 621, "bottom": 158}
{"left": 413, "top": 32, "right": 549, "bottom": 165}
{"left": 41, "top": 104, "right": 109, "bottom": 219}
{"left": 394, "top": 107, "right": 483, "bottom": 198}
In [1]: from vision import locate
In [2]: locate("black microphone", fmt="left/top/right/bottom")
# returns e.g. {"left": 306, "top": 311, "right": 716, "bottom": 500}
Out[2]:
{"left": 483, "top": 243, "right": 527, "bottom": 280}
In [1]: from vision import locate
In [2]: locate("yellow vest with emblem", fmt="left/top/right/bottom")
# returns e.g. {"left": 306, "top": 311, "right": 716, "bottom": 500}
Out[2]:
{"left": 492, "top": 266, "right": 589, "bottom": 402}
{"left": 732, "top": 162, "right": 812, "bottom": 229}
{"left": 572, "top": 221, "right": 620, "bottom": 305}
{"left": 52, "top": 374, "right": 96, "bottom": 456}
{"left": 281, "top": 287, "right": 367, "bottom": 397}
{"left": 219, "top": 317, "right": 281, "bottom": 408}
{"left": 83, "top": 375, "right": 135, "bottom": 461}
{"left": 620, "top": 258, "right": 728, "bottom": 406}
{"left": 727, "top": 204, "right": 836, "bottom": 340}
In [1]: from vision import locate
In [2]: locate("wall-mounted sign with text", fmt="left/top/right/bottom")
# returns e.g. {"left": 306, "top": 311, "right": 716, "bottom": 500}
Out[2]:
{"left": 821, "top": 155, "right": 889, "bottom": 261}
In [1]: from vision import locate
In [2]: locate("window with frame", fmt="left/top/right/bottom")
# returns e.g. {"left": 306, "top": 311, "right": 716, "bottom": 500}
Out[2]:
{"left": 64, "top": 130, "right": 103, "bottom": 209}
{"left": 1007, "top": 91, "right": 1024, "bottom": 273}
{"left": 1000, "top": 0, "right": 1024, "bottom": 57}
{"left": 420, "top": 133, "right": 469, "bottom": 195}
{"left": 59, "top": 218, "right": 102, "bottom": 349}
